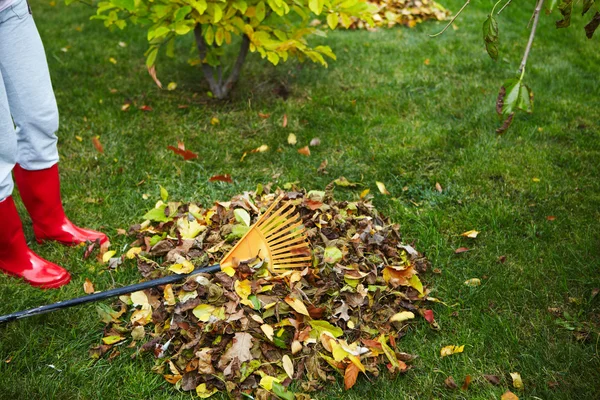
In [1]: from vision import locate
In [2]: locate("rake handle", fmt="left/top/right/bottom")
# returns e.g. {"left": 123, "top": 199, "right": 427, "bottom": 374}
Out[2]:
{"left": 0, "top": 264, "right": 221, "bottom": 324}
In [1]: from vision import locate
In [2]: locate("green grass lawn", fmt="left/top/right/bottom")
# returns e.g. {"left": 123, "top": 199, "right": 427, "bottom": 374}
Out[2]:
{"left": 0, "top": 0, "right": 599, "bottom": 398}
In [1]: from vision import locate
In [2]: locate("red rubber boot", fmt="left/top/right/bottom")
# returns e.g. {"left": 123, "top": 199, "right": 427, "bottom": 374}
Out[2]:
{"left": 0, "top": 196, "right": 70, "bottom": 288}
{"left": 13, "top": 164, "right": 108, "bottom": 246}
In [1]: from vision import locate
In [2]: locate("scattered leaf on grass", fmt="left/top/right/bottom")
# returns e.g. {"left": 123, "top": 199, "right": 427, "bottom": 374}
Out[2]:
{"left": 139, "top": 105, "right": 152, "bottom": 111}
{"left": 92, "top": 136, "right": 104, "bottom": 154}
{"left": 282, "top": 114, "right": 288, "bottom": 127}
{"left": 167, "top": 82, "right": 177, "bottom": 91}
{"left": 287, "top": 133, "right": 297, "bottom": 145}
{"left": 454, "top": 247, "right": 470, "bottom": 254}
{"left": 461, "top": 375, "right": 471, "bottom": 390}
{"left": 501, "top": 391, "right": 519, "bottom": 400}
{"left": 298, "top": 146, "right": 310, "bottom": 156}
{"left": 210, "top": 117, "right": 219, "bottom": 125}
{"left": 460, "top": 230, "right": 479, "bottom": 238}
{"left": 102, "top": 250, "right": 116, "bottom": 263}
{"left": 102, "top": 335, "right": 124, "bottom": 345}
{"left": 83, "top": 278, "right": 95, "bottom": 294}
{"left": 252, "top": 145, "right": 269, "bottom": 153}
{"left": 532, "top": 177, "right": 540, "bottom": 182}
{"left": 310, "top": 137, "right": 321, "bottom": 146}
{"left": 435, "top": 182, "right": 443, "bottom": 192}
{"left": 376, "top": 181, "right": 390, "bottom": 195}
{"left": 258, "top": 112, "right": 270, "bottom": 119}
{"left": 464, "top": 278, "right": 481, "bottom": 287}
{"left": 209, "top": 174, "right": 233, "bottom": 183}
{"left": 167, "top": 144, "right": 198, "bottom": 160}
{"left": 423, "top": 309, "right": 435, "bottom": 323}
{"left": 440, "top": 345, "right": 464, "bottom": 357}
{"left": 484, "top": 374, "right": 501, "bottom": 385}
{"left": 444, "top": 376, "right": 458, "bottom": 389}
{"left": 510, "top": 372, "right": 524, "bottom": 390}
{"left": 546, "top": 216, "right": 556, "bottom": 221}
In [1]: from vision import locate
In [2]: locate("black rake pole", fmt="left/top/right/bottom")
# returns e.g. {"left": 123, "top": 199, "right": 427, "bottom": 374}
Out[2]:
{"left": 0, "top": 264, "right": 222, "bottom": 324}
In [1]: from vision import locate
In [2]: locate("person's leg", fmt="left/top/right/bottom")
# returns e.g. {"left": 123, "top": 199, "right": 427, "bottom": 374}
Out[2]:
{"left": 0, "top": 43, "right": 70, "bottom": 288}
{"left": 0, "top": 0, "right": 108, "bottom": 246}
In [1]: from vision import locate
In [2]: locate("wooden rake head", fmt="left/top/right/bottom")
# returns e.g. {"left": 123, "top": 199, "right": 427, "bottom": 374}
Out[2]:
{"left": 219, "top": 194, "right": 311, "bottom": 271}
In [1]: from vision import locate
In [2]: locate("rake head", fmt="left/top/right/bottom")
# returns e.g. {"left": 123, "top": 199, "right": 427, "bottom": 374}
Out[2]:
{"left": 220, "top": 194, "right": 311, "bottom": 271}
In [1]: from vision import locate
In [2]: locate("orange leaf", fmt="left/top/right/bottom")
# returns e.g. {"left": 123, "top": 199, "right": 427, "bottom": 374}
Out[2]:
{"left": 209, "top": 174, "right": 233, "bottom": 183}
{"left": 435, "top": 182, "right": 442, "bottom": 192}
{"left": 344, "top": 363, "right": 359, "bottom": 390}
{"left": 167, "top": 145, "right": 198, "bottom": 160}
{"left": 282, "top": 114, "right": 288, "bottom": 127}
{"left": 501, "top": 391, "right": 519, "bottom": 400}
{"left": 92, "top": 136, "right": 104, "bottom": 154}
{"left": 258, "top": 112, "right": 270, "bottom": 119}
{"left": 164, "top": 374, "right": 182, "bottom": 384}
{"left": 139, "top": 105, "right": 153, "bottom": 111}
{"left": 298, "top": 146, "right": 310, "bottom": 156}
{"left": 461, "top": 375, "right": 472, "bottom": 390}
{"left": 546, "top": 216, "right": 556, "bottom": 221}
{"left": 83, "top": 278, "right": 95, "bottom": 294}
{"left": 454, "top": 247, "right": 470, "bottom": 254}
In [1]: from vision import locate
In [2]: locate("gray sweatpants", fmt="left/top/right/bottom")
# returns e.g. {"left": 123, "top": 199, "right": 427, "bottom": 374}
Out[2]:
{"left": 0, "top": 0, "right": 59, "bottom": 202}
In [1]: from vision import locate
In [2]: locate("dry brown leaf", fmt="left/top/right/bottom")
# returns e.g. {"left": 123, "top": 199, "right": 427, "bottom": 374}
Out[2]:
{"left": 83, "top": 278, "right": 95, "bottom": 294}
{"left": 510, "top": 372, "right": 524, "bottom": 390}
{"left": 435, "top": 182, "right": 442, "bottom": 192}
{"left": 460, "top": 230, "right": 479, "bottom": 238}
{"left": 344, "top": 363, "right": 359, "bottom": 390}
{"left": 461, "top": 375, "right": 471, "bottom": 390}
{"left": 282, "top": 114, "right": 288, "bottom": 127}
{"left": 484, "top": 374, "right": 501, "bottom": 385}
{"left": 209, "top": 174, "right": 233, "bottom": 183}
{"left": 147, "top": 65, "right": 162, "bottom": 89}
{"left": 454, "top": 247, "right": 470, "bottom": 254}
{"left": 444, "top": 376, "right": 458, "bottom": 389}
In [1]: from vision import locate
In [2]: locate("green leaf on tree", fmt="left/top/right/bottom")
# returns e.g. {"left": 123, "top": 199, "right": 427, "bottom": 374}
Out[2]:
{"left": 482, "top": 15, "right": 499, "bottom": 61}
{"left": 556, "top": 0, "right": 573, "bottom": 28}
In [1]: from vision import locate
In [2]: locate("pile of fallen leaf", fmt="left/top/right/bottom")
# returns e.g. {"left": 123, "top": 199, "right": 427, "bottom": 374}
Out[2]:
{"left": 92, "top": 184, "right": 438, "bottom": 399}
{"left": 352, "top": 0, "right": 450, "bottom": 29}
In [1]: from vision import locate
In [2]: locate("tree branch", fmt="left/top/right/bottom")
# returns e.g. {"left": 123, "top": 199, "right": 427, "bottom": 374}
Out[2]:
{"left": 429, "top": 0, "right": 470, "bottom": 37}
{"left": 518, "top": 0, "right": 544, "bottom": 75}
{"left": 497, "top": 0, "right": 513, "bottom": 14}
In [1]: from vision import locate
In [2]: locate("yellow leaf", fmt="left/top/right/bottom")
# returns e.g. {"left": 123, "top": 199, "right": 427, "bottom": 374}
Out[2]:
{"left": 359, "top": 188, "right": 370, "bottom": 199}
{"left": 102, "top": 335, "right": 124, "bottom": 345}
{"left": 261, "top": 324, "right": 274, "bottom": 341}
{"left": 532, "top": 177, "right": 540, "bottom": 182}
{"left": 130, "top": 290, "right": 149, "bottom": 307}
{"left": 510, "top": 372, "right": 524, "bottom": 390}
{"left": 408, "top": 274, "right": 424, "bottom": 294}
{"left": 83, "top": 278, "right": 95, "bottom": 294}
{"left": 464, "top": 278, "right": 481, "bottom": 287}
{"left": 164, "top": 284, "right": 176, "bottom": 306}
{"left": 461, "top": 230, "right": 479, "bottom": 238}
{"left": 102, "top": 250, "right": 116, "bottom": 263}
{"left": 440, "top": 345, "right": 465, "bottom": 357}
{"left": 389, "top": 311, "right": 415, "bottom": 323}
{"left": 327, "top": 12, "right": 338, "bottom": 29}
{"left": 284, "top": 296, "right": 310, "bottom": 316}
{"left": 221, "top": 265, "right": 235, "bottom": 277}
{"left": 282, "top": 354, "right": 294, "bottom": 379}
{"left": 130, "top": 304, "right": 152, "bottom": 325}
{"left": 168, "top": 260, "right": 194, "bottom": 274}
{"left": 109, "top": 57, "right": 117, "bottom": 64}
{"left": 235, "top": 279, "right": 254, "bottom": 307}
{"left": 125, "top": 247, "right": 142, "bottom": 259}
{"left": 210, "top": 117, "right": 219, "bottom": 125}
{"left": 192, "top": 304, "right": 215, "bottom": 322}
{"left": 196, "top": 383, "right": 218, "bottom": 398}
{"left": 167, "top": 82, "right": 177, "bottom": 91}
{"left": 177, "top": 218, "right": 205, "bottom": 239}
{"left": 329, "top": 339, "right": 350, "bottom": 362}
{"left": 287, "top": 133, "right": 297, "bottom": 145}
{"left": 259, "top": 375, "right": 280, "bottom": 391}
{"left": 376, "top": 181, "right": 390, "bottom": 195}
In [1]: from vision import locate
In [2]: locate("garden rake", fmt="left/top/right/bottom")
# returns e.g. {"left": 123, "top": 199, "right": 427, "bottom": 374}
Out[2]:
{"left": 0, "top": 194, "right": 311, "bottom": 324}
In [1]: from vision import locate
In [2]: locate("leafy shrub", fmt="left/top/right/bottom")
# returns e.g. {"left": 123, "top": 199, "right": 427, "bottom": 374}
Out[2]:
{"left": 77, "top": 0, "right": 376, "bottom": 98}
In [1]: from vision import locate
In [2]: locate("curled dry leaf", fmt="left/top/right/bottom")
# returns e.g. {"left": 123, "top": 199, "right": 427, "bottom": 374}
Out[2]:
{"left": 454, "top": 247, "right": 470, "bottom": 254}
{"left": 464, "top": 278, "right": 481, "bottom": 287}
{"left": 282, "top": 114, "right": 288, "bottom": 127}
{"left": 376, "top": 181, "right": 390, "bottom": 195}
{"left": 147, "top": 65, "right": 162, "bottom": 89}
{"left": 484, "top": 374, "right": 501, "bottom": 385}
{"left": 435, "top": 182, "right": 442, "bottom": 193}
{"left": 167, "top": 145, "right": 198, "bottom": 161}
{"left": 510, "top": 372, "right": 524, "bottom": 390}
{"left": 440, "top": 345, "right": 464, "bottom": 357}
{"left": 461, "top": 375, "right": 471, "bottom": 390}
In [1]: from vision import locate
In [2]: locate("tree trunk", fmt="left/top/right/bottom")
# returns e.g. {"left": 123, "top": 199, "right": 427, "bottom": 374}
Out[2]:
{"left": 194, "top": 25, "right": 251, "bottom": 99}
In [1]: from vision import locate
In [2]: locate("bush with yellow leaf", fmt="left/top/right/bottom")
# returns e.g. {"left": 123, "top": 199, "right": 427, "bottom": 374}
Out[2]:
{"left": 75, "top": 0, "right": 376, "bottom": 98}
